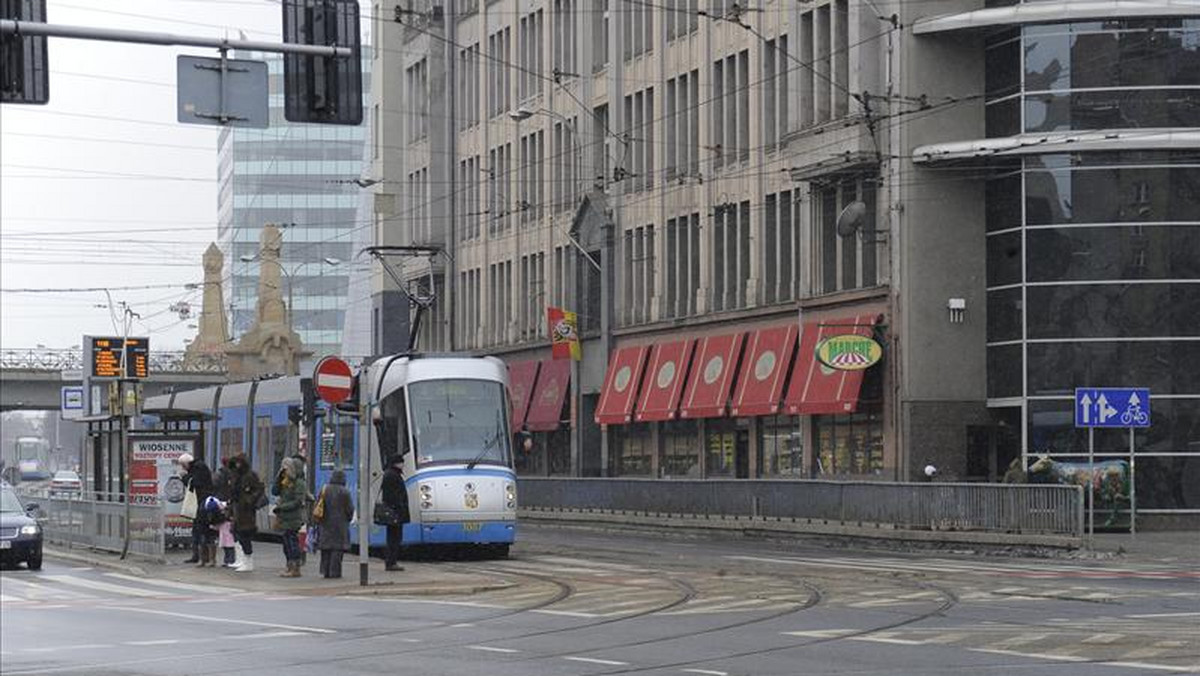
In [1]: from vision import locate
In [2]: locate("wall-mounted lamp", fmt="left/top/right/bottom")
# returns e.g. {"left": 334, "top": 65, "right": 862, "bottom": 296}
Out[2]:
{"left": 948, "top": 298, "right": 966, "bottom": 324}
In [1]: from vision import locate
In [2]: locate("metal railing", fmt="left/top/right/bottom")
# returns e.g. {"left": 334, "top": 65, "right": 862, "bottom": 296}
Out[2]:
{"left": 19, "top": 489, "right": 167, "bottom": 561}
{"left": 517, "top": 479, "right": 1084, "bottom": 538}
{"left": 0, "top": 347, "right": 226, "bottom": 374}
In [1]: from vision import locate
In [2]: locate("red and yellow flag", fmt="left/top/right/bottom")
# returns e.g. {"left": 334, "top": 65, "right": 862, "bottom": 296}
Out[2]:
{"left": 547, "top": 306, "right": 582, "bottom": 360}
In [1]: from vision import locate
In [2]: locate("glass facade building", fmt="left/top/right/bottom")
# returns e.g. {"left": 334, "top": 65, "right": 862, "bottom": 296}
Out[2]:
{"left": 981, "top": 18, "right": 1200, "bottom": 514}
{"left": 218, "top": 54, "right": 371, "bottom": 358}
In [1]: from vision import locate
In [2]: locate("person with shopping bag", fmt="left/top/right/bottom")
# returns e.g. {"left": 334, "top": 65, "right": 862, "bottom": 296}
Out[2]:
{"left": 178, "top": 453, "right": 215, "bottom": 566}
{"left": 313, "top": 469, "right": 353, "bottom": 579}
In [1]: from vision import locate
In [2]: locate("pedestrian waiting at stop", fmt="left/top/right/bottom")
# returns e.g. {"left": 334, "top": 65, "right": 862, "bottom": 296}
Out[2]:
{"left": 229, "top": 454, "right": 265, "bottom": 573}
{"left": 212, "top": 457, "right": 239, "bottom": 567}
{"left": 378, "top": 454, "right": 410, "bottom": 572}
{"left": 313, "top": 469, "right": 354, "bottom": 579}
{"left": 179, "top": 453, "right": 216, "bottom": 567}
{"left": 272, "top": 457, "right": 307, "bottom": 578}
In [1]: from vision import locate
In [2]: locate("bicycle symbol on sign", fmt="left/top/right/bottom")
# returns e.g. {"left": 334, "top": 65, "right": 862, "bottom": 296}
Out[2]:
{"left": 1121, "top": 402, "right": 1149, "bottom": 426}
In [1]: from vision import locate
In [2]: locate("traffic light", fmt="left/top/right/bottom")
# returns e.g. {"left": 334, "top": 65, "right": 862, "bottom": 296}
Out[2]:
{"left": 281, "top": 0, "right": 362, "bottom": 125}
{"left": 0, "top": 0, "right": 49, "bottom": 104}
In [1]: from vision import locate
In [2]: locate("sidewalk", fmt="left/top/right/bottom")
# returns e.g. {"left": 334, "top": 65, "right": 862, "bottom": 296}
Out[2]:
{"left": 46, "top": 541, "right": 515, "bottom": 597}
{"left": 1093, "top": 531, "right": 1200, "bottom": 566}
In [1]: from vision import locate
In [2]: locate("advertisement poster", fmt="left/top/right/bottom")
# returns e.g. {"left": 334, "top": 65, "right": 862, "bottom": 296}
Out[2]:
{"left": 130, "top": 437, "right": 197, "bottom": 544}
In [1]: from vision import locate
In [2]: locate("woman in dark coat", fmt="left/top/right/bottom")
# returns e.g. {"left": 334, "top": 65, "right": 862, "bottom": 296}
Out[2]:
{"left": 180, "top": 453, "right": 215, "bottom": 566}
{"left": 229, "top": 454, "right": 264, "bottom": 573}
{"left": 315, "top": 469, "right": 354, "bottom": 579}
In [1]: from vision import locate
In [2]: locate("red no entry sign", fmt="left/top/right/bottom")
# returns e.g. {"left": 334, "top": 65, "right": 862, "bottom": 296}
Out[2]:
{"left": 314, "top": 356, "right": 354, "bottom": 405}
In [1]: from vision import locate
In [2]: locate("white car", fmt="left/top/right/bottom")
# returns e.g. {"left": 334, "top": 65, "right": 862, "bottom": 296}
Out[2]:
{"left": 50, "top": 471, "right": 82, "bottom": 496}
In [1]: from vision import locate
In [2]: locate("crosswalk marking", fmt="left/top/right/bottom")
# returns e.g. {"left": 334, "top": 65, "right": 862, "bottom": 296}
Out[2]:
{"left": 102, "top": 573, "right": 242, "bottom": 595}
{"left": 563, "top": 656, "right": 628, "bottom": 666}
{"left": 1081, "top": 634, "right": 1125, "bottom": 644}
{"left": 467, "top": 646, "right": 520, "bottom": 654}
{"left": 41, "top": 575, "right": 165, "bottom": 598}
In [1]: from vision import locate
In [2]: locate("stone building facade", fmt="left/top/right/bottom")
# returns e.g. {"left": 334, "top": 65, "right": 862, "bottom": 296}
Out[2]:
{"left": 370, "top": 0, "right": 1200, "bottom": 521}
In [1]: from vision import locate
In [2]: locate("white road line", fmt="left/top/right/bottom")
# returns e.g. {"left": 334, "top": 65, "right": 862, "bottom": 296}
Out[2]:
{"left": 1081, "top": 634, "right": 1125, "bottom": 644}
{"left": 229, "top": 631, "right": 309, "bottom": 640}
{"left": 466, "top": 646, "right": 521, "bottom": 654}
{"left": 0, "top": 594, "right": 19, "bottom": 603}
{"left": 970, "top": 648, "right": 1087, "bottom": 663}
{"left": 41, "top": 575, "right": 166, "bottom": 598}
{"left": 681, "top": 669, "right": 729, "bottom": 675}
{"left": 125, "top": 640, "right": 181, "bottom": 646}
{"left": 782, "top": 629, "right": 855, "bottom": 639}
{"left": 103, "top": 573, "right": 242, "bottom": 595}
{"left": 1127, "top": 612, "right": 1200, "bottom": 619}
{"left": 99, "top": 606, "right": 336, "bottom": 634}
{"left": 1104, "top": 662, "right": 1200, "bottom": 673}
{"left": 990, "top": 633, "right": 1050, "bottom": 648}
{"left": 563, "top": 656, "right": 629, "bottom": 666}
{"left": 2, "top": 577, "right": 93, "bottom": 600}
{"left": 669, "top": 598, "right": 772, "bottom": 614}
{"left": 531, "top": 609, "right": 600, "bottom": 617}
{"left": 19, "top": 644, "right": 112, "bottom": 653}
{"left": 450, "top": 623, "right": 475, "bottom": 627}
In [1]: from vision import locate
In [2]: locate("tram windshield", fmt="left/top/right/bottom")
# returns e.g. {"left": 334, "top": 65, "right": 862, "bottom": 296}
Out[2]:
{"left": 407, "top": 379, "right": 512, "bottom": 468}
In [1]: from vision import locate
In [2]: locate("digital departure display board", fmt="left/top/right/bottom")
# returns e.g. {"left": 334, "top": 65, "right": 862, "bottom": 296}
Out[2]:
{"left": 86, "top": 336, "right": 149, "bottom": 379}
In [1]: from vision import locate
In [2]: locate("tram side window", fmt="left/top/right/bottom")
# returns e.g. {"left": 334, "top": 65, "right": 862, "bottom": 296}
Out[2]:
{"left": 220, "top": 428, "right": 244, "bottom": 461}
{"left": 272, "top": 424, "right": 291, "bottom": 475}
{"left": 377, "top": 390, "right": 411, "bottom": 466}
{"left": 255, "top": 416, "right": 273, "bottom": 481}
{"left": 336, "top": 422, "right": 355, "bottom": 469}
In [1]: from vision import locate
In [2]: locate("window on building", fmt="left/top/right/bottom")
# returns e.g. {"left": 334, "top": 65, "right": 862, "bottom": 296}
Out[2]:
{"left": 798, "top": 0, "right": 851, "bottom": 128}
{"left": 813, "top": 368, "right": 884, "bottom": 476}
{"left": 592, "top": 0, "right": 609, "bottom": 72}
{"left": 552, "top": 118, "right": 578, "bottom": 210}
{"left": 593, "top": 104, "right": 609, "bottom": 184}
{"left": 519, "top": 253, "right": 546, "bottom": 341}
{"left": 488, "top": 28, "right": 512, "bottom": 118}
{"left": 622, "top": 224, "right": 656, "bottom": 325}
{"left": 518, "top": 10, "right": 544, "bottom": 101}
{"left": 661, "top": 420, "right": 700, "bottom": 477}
{"left": 815, "top": 175, "right": 878, "bottom": 295}
{"left": 711, "top": 200, "right": 751, "bottom": 311}
{"left": 623, "top": 0, "right": 653, "bottom": 61}
{"left": 762, "top": 35, "right": 789, "bottom": 148}
{"left": 613, "top": 424, "right": 654, "bottom": 476}
{"left": 552, "top": 0, "right": 576, "bottom": 79}
{"left": 760, "top": 415, "right": 804, "bottom": 477}
{"left": 664, "top": 212, "right": 701, "bottom": 318}
{"left": 711, "top": 50, "right": 749, "bottom": 167}
{"left": 406, "top": 58, "right": 428, "bottom": 141}
{"left": 763, "top": 189, "right": 801, "bottom": 303}
{"left": 665, "top": 0, "right": 699, "bottom": 40}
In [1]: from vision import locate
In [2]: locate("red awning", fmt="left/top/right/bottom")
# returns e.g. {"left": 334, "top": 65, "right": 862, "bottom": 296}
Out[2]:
{"left": 729, "top": 324, "right": 799, "bottom": 417}
{"left": 679, "top": 332, "right": 746, "bottom": 419}
{"left": 635, "top": 339, "right": 697, "bottom": 422}
{"left": 595, "top": 345, "right": 651, "bottom": 425}
{"left": 784, "top": 314, "right": 880, "bottom": 415}
{"left": 508, "top": 360, "right": 540, "bottom": 429}
{"left": 525, "top": 359, "right": 570, "bottom": 431}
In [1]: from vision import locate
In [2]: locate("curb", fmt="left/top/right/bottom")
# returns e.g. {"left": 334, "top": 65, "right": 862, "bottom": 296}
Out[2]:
{"left": 43, "top": 547, "right": 149, "bottom": 576}
{"left": 519, "top": 509, "right": 1083, "bottom": 550}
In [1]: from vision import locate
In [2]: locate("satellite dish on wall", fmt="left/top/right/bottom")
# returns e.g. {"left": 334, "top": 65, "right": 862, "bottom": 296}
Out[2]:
{"left": 836, "top": 201, "right": 868, "bottom": 238}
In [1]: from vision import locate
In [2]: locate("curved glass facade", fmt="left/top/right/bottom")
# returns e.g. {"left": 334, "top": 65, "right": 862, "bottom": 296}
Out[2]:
{"left": 985, "top": 151, "right": 1200, "bottom": 512}
{"left": 985, "top": 19, "right": 1200, "bottom": 137}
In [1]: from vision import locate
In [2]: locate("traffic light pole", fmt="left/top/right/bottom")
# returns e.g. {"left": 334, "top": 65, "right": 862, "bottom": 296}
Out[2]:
{"left": 0, "top": 19, "right": 352, "bottom": 57}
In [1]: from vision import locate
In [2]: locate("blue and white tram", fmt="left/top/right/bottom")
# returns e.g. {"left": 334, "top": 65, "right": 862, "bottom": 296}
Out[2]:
{"left": 143, "top": 353, "right": 517, "bottom": 552}
{"left": 362, "top": 354, "right": 517, "bottom": 552}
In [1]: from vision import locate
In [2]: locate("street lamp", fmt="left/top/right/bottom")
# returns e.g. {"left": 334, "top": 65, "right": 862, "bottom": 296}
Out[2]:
{"left": 509, "top": 106, "right": 582, "bottom": 207}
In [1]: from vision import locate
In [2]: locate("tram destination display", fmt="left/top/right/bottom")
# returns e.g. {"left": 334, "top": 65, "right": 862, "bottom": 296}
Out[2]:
{"left": 84, "top": 335, "right": 150, "bottom": 380}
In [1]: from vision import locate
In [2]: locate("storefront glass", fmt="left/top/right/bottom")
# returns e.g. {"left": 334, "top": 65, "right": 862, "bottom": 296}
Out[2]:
{"left": 704, "top": 419, "right": 737, "bottom": 477}
{"left": 613, "top": 424, "right": 654, "bottom": 476}
{"left": 661, "top": 420, "right": 701, "bottom": 478}
{"left": 812, "top": 369, "right": 884, "bottom": 477}
{"left": 759, "top": 415, "right": 804, "bottom": 477}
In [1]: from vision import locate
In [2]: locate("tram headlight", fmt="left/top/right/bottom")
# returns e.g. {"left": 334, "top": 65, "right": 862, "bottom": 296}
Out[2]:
{"left": 418, "top": 483, "right": 434, "bottom": 510}
{"left": 505, "top": 482, "right": 517, "bottom": 510}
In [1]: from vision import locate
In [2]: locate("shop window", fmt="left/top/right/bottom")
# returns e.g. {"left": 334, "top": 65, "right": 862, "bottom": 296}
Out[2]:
{"left": 614, "top": 424, "right": 654, "bottom": 476}
{"left": 661, "top": 420, "right": 701, "bottom": 478}
{"left": 705, "top": 419, "right": 737, "bottom": 477}
{"left": 759, "top": 415, "right": 804, "bottom": 477}
{"left": 812, "top": 369, "right": 884, "bottom": 476}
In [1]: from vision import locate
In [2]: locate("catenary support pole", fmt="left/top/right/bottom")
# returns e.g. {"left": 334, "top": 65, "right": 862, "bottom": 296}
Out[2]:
{"left": 1088, "top": 427, "right": 1095, "bottom": 550}
{"left": 1129, "top": 426, "right": 1136, "bottom": 538}
{"left": 359, "top": 400, "right": 372, "bottom": 586}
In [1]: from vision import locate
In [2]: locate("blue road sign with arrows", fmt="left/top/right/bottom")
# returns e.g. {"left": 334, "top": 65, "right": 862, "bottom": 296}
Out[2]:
{"left": 1075, "top": 388, "right": 1151, "bottom": 428}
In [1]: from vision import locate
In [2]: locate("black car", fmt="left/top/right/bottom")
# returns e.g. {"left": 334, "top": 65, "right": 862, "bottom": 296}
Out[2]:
{"left": 0, "top": 482, "right": 43, "bottom": 570}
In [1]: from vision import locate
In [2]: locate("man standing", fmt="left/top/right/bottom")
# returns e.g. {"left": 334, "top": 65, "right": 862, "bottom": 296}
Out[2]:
{"left": 380, "top": 455, "right": 409, "bottom": 572}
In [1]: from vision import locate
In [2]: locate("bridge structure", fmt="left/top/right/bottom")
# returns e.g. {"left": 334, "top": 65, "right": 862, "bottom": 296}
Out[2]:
{"left": 0, "top": 348, "right": 227, "bottom": 411}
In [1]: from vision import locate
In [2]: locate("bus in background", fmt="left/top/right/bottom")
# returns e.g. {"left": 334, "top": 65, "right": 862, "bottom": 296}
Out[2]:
{"left": 14, "top": 437, "right": 51, "bottom": 483}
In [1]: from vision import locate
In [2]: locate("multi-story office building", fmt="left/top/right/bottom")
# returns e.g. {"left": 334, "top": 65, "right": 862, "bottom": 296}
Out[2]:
{"left": 219, "top": 53, "right": 372, "bottom": 359}
{"left": 373, "top": 0, "right": 1199, "bottom": 524}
